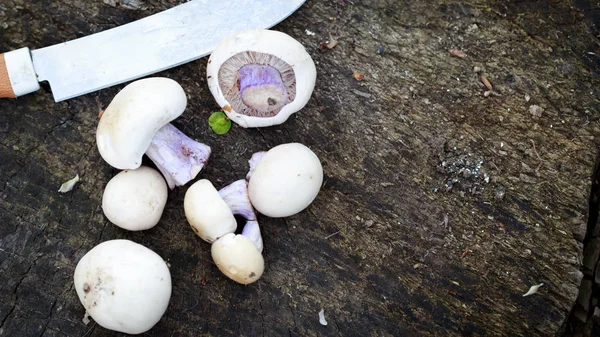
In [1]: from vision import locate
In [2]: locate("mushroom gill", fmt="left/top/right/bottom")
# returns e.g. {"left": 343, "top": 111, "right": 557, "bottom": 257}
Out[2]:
{"left": 218, "top": 51, "right": 297, "bottom": 118}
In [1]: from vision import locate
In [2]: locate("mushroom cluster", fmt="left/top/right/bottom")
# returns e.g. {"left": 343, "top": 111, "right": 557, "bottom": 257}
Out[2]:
{"left": 184, "top": 178, "right": 264, "bottom": 284}
{"left": 77, "top": 28, "right": 321, "bottom": 334}
{"left": 96, "top": 77, "right": 212, "bottom": 231}
{"left": 183, "top": 142, "right": 322, "bottom": 285}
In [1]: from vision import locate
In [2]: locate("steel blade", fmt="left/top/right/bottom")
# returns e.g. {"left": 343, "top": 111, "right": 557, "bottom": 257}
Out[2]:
{"left": 30, "top": 0, "right": 305, "bottom": 102}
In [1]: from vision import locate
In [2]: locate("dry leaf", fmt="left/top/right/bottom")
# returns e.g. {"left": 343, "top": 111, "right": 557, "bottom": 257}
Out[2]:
{"left": 522, "top": 283, "right": 544, "bottom": 297}
{"left": 481, "top": 75, "right": 493, "bottom": 90}
{"left": 58, "top": 174, "right": 80, "bottom": 193}
{"left": 449, "top": 49, "right": 467, "bottom": 58}
{"left": 529, "top": 105, "right": 543, "bottom": 117}
{"left": 353, "top": 71, "right": 365, "bottom": 81}
{"left": 318, "top": 309, "right": 328, "bottom": 326}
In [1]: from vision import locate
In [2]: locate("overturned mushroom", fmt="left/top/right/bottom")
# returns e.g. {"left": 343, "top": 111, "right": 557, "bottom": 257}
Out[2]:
{"left": 102, "top": 166, "right": 168, "bottom": 231}
{"left": 248, "top": 143, "right": 323, "bottom": 217}
{"left": 207, "top": 29, "right": 316, "bottom": 128}
{"left": 96, "top": 77, "right": 211, "bottom": 189}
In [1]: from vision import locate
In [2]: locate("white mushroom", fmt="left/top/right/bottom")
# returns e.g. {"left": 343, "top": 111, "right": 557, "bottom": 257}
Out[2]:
{"left": 207, "top": 29, "right": 316, "bottom": 128}
{"left": 247, "top": 143, "right": 323, "bottom": 217}
{"left": 189, "top": 180, "right": 265, "bottom": 284}
{"left": 96, "top": 77, "right": 211, "bottom": 189}
{"left": 102, "top": 166, "right": 168, "bottom": 231}
{"left": 73, "top": 240, "right": 171, "bottom": 335}
{"left": 184, "top": 179, "right": 237, "bottom": 243}
{"left": 184, "top": 179, "right": 264, "bottom": 252}
{"left": 96, "top": 78, "right": 184, "bottom": 169}
{"left": 211, "top": 233, "right": 264, "bottom": 285}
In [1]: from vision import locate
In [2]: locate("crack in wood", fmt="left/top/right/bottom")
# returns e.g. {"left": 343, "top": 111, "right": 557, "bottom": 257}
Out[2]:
{"left": 563, "top": 145, "right": 600, "bottom": 336}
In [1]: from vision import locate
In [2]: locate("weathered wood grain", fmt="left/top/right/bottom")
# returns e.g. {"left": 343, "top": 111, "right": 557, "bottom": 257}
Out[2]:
{"left": 1, "top": 1, "right": 599, "bottom": 336}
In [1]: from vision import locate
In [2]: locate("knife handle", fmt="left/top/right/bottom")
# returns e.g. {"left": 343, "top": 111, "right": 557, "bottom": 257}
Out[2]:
{"left": 0, "top": 48, "right": 40, "bottom": 99}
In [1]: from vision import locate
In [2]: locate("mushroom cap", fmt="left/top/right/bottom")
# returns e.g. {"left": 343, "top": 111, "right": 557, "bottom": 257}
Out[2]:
{"left": 248, "top": 143, "right": 323, "bottom": 217}
{"left": 211, "top": 233, "right": 264, "bottom": 284}
{"left": 184, "top": 179, "right": 237, "bottom": 243}
{"left": 96, "top": 77, "right": 187, "bottom": 169}
{"left": 102, "top": 166, "right": 168, "bottom": 231}
{"left": 207, "top": 29, "right": 316, "bottom": 128}
{"left": 73, "top": 239, "right": 171, "bottom": 334}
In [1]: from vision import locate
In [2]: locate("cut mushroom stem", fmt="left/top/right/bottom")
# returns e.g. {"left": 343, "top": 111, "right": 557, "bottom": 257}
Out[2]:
{"left": 238, "top": 64, "right": 288, "bottom": 113}
{"left": 246, "top": 151, "right": 266, "bottom": 181}
{"left": 218, "top": 179, "right": 256, "bottom": 221}
{"left": 241, "top": 220, "right": 263, "bottom": 253}
{"left": 218, "top": 179, "right": 263, "bottom": 252}
{"left": 145, "top": 123, "right": 211, "bottom": 190}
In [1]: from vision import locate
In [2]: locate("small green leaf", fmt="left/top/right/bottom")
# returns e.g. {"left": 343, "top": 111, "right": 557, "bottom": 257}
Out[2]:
{"left": 208, "top": 111, "right": 232, "bottom": 135}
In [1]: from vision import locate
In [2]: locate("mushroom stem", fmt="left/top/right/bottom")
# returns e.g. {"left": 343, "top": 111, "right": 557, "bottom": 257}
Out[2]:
{"left": 218, "top": 179, "right": 263, "bottom": 252}
{"left": 218, "top": 179, "right": 256, "bottom": 221}
{"left": 238, "top": 64, "right": 288, "bottom": 113}
{"left": 145, "top": 123, "right": 211, "bottom": 189}
{"left": 246, "top": 151, "right": 266, "bottom": 181}
{"left": 241, "top": 220, "right": 263, "bottom": 253}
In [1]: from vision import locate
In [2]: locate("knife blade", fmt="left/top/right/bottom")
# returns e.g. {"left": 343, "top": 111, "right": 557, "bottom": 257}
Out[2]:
{"left": 0, "top": 0, "right": 305, "bottom": 102}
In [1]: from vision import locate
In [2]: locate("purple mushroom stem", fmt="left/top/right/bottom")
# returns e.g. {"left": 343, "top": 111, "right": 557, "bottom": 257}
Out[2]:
{"left": 241, "top": 220, "right": 263, "bottom": 253}
{"left": 238, "top": 64, "right": 288, "bottom": 112}
{"left": 145, "top": 123, "right": 211, "bottom": 190}
{"left": 246, "top": 151, "right": 266, "bottom": 181}
{"left": 218, "top": 179, "right": 263, "bottom": 252}
{"left": 218, "top": 179, "right": 256, "bottom": 221}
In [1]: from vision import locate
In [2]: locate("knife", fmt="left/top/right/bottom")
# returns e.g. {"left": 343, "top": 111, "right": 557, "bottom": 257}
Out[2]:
{"left": 0, "top": 0, "right": 305, "bottom": 102}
